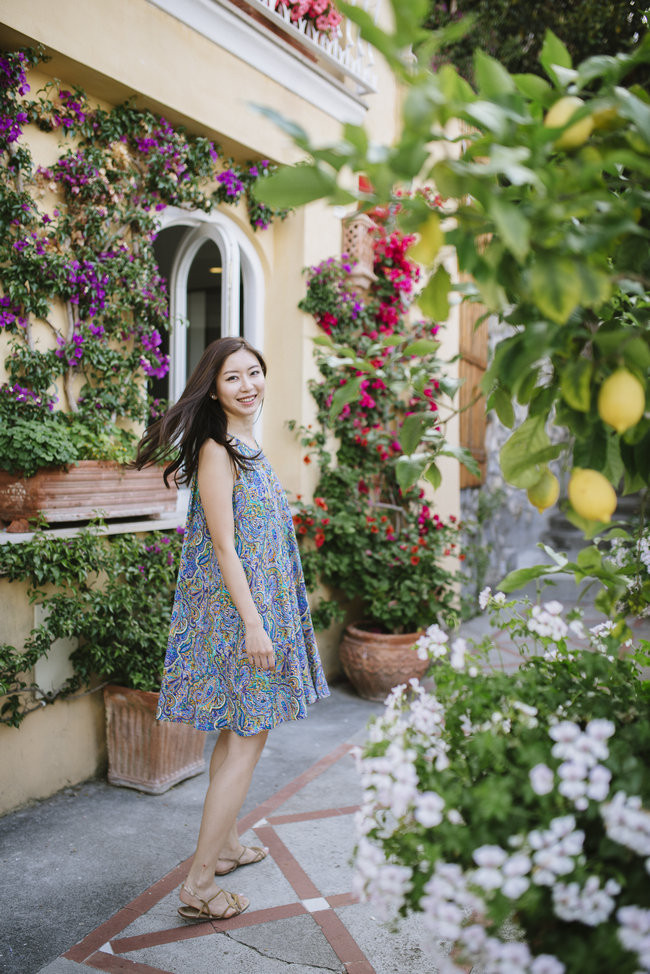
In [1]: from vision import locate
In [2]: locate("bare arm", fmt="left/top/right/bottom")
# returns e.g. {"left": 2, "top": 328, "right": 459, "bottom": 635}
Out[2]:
{"left": 197, "top": 439, "right": 275, "bottom": 671}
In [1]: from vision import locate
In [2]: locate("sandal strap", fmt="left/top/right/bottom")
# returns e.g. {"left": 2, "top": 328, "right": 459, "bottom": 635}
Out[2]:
{"left": 182, "top": 883, "right": 243, "bottom": 918}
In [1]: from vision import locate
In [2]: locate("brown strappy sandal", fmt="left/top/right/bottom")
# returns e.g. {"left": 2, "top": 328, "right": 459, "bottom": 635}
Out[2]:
{"left": 177, "top": 883, "right": 249, "bottom": 922}
{"left": 214, "top": 844, "right": 268, "bottom": 876}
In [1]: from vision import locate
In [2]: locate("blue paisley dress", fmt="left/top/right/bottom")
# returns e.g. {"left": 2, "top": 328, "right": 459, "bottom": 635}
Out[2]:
{"left": 156, "top": 437, "right": 330, "bottom": 736}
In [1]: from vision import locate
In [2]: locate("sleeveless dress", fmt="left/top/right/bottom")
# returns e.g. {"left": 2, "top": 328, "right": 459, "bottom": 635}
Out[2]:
{"left": 156, "top": 437, "right": 330, "bottom": 736}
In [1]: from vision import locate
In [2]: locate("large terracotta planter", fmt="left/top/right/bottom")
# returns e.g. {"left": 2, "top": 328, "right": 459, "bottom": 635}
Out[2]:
{"left": 339, "top": 622, "right": 428, "bottom": 702}
{"left": 104, "top": 685, "right": 206, "bottom": 794}
{"left": 0, "top": 461, "right": 176, "bottom": 529}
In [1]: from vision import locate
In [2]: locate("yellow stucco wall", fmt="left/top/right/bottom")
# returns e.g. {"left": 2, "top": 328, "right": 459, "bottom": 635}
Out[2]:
{"left": 0, "top": 0, "right": 459, "bottom": 813}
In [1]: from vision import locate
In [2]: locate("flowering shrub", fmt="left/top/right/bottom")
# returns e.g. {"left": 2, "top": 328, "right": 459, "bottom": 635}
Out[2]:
{"left": 291, "top": 217, "right": 477, "bottom": 632}
{"left": 353, "top": 593, "right": 650, "bottom": 973}
{"left": 0, "top": 50, "right": 286, "bottom": 476}
{"left": 0, "top": 524, "right": 185, "bottom": 726}
{"left": 275, "top": 0, "right": 342, "bottom": 38}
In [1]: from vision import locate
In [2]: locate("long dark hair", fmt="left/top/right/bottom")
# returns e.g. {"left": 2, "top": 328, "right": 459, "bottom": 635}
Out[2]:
{"left": 133, "top": 337, "right": 267, "bottom": 486}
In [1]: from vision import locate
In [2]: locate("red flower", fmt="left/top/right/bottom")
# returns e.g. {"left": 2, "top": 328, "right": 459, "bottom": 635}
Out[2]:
{"left": 459, "top": 553, "right": 466, "bottom": 561}
{"left": 314, "top": 497, "right": 328, "bottom": 510}
{"left": 315, "top": 531, "right": 326, "bottom": 548}
{"left": 303, "top": 456, "right": 312, "bottom": 464}
{"left": 410, "top": 555, "right": 420, "bottom": 565}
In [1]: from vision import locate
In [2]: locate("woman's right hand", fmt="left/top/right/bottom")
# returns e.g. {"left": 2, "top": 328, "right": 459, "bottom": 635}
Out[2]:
{"left": 244, "top": 623, "right": 275, "bottom": 671}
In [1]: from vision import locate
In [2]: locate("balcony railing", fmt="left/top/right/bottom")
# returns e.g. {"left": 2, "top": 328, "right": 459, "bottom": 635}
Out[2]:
{"left": 224, "top": 0, "right": 380, "bottom": 96}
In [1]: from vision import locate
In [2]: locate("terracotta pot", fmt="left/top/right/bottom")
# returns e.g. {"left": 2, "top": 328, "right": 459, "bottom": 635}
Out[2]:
{"left": 339, "top": 622, "right": 428, "bottom": 702}
{"left": 0, "top": 461, "right": 176, "bottom": 529}
{"left": 104, "top": 685, "right": 206, "bottom": 794}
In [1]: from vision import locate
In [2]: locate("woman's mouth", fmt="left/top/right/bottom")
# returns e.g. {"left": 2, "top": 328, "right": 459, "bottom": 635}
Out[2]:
{"left": 238, "top": 394, "right": 257, "bottom": 404}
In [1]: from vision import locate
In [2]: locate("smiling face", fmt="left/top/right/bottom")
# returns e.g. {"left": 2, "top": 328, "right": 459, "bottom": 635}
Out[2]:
{"left": 215, "top": 347, "right": 265, "bottom": 425}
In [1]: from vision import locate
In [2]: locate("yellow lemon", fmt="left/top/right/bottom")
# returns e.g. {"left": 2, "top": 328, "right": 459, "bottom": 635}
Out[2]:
{"left": 544, "top": 96, "right": 594, "bottom": 150}
{"left": 597, "top": 368, "right": 646, "bottom": 434}
{"left": 568, "top": 468, "right": 617, "bottom": 523}
{"left": 527, "top": 467, "right": 560, "bottom": 514}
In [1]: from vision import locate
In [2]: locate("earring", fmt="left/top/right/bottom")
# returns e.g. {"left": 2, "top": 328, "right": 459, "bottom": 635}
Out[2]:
{"left": 210, "top": 394, "right": 218, "bottom": 401}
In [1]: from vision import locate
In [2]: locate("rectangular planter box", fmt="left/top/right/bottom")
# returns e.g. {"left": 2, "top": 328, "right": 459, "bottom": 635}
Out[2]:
{"left": 0, "top": 461, "right": 177, "bottom": 527}
{"left": 104, "top": 685, "right": 206, "bottom": 795}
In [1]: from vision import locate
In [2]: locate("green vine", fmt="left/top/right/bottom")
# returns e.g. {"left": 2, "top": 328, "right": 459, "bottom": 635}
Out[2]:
{"left": 0, "top": 48, "right": 288, "bottom": 478}
{"left": 0, "top": 524, "right": 184, "bottom": 727}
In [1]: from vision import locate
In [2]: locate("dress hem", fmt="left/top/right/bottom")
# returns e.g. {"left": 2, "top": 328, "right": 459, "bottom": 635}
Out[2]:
{"left": 155, "top": 689, "right": 330, "bottom": 737}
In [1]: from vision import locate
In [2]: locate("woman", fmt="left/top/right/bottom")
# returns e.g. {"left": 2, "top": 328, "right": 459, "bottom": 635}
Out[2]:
{"left": 134, "top": 336, "right": 330, "bottom": 922}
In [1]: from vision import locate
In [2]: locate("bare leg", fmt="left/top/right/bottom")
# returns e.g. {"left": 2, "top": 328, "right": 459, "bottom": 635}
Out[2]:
{"left": 180, "top": 729, "right": 268, "bottom": 916}
{"left": 209, "top": 730, "right": 269, "bottom": 873}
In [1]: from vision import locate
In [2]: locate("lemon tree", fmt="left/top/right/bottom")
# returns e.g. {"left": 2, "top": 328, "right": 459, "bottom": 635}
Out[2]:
{"left": 254, "top": 0, "right": 650, "bottom": 608}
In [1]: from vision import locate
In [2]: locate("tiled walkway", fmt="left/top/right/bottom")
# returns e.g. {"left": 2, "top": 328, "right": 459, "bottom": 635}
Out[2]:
{"left": 57, "top": 739, "right": 440, "bottom": 974}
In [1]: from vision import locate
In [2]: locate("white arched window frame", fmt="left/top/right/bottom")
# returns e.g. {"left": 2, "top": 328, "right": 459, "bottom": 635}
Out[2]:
{"left": 156, "top": 207, "right": 265, "bottom": 403}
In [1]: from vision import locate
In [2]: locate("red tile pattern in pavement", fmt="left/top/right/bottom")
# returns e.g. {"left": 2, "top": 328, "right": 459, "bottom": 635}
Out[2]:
{"left": 63, "top": 740, "right": 375, "bottom": 974}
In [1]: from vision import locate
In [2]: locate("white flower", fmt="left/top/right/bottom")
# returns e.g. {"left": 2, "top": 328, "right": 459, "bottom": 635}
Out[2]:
{"left": 449, "top": 637, "right": 466, "bottom": 670}
{"left": 530, "top": 954, "right": 566, "bottom": 974}
{"left": 473, "top": 845, "right": 508, "bottom": 868}
{"left": 468, "top": 665, "right": 479, "bottom": 677}
{"left": 617, "top": 904, "right": 650, "bottom": 969}
{"left": 549, "top": 721, "right": 581, "bottom": 744}
{"left": 544, "top": 600, "right": 564, "bottom": 615}
{"left": 479, "top": 586, "right": 491, "bottom": 610}
{"left": 365, "top": 862, "right": 413, "bottom": 921}
{"left": 586, "top": 718, "right": 615, "bottom": 742}
{"left": 586, "top": 764, "right": 611, "bottom": 802}
{"left": 501, "top": 875, "right": 530, "bottom": 898}
{"left": 415, "top": 791, "right": 445, "bottom": 827}
{"left": 568, "top": 618, "right": 586, "bottom": 639}
{"left": 530, "top": 763, "right": 554, "bottom": 795}
{"left": 493, "top": 591, "right": 506, "bottom": 604}
{"left": 552, "top": 875, "right": 618, "bottom": 926}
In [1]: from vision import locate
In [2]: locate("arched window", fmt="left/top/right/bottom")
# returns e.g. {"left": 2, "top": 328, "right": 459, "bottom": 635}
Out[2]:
{"left": 151, "top": 208, "right": 264, "bottom": 404}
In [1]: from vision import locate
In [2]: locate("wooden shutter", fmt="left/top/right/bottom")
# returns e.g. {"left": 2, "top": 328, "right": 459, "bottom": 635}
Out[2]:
{"left": 458, "top": 293, "right": 489, "bottom": 488}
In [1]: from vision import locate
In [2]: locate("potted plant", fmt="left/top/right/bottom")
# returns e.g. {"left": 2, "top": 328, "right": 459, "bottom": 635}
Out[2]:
{"left": 353, "top": 592, "right": 650, "bottom": 973}
{"left": 291, "top": 220, "right": 478, "bottom": 700}
{"left": 0, "top": 525, "right": 205, "bottom": 793}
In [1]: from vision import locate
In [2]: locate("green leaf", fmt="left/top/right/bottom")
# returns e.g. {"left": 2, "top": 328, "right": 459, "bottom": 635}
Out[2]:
{"left": 560, "top": 357, "right": 592, "bottom": 412}
{"left": 253, "top": 164, "right": 336, "bottom": 208}
{"left": 492, "top": 386, "right": 515, "bottom": 428}
{"left": 407, "top": 212, "right": 444, "bottom": 265}
{"left": 395, "top": 455, "right": 428, "bottom": 490}
{"left": 403, "top": 338, "right": 441, "bottom": 357}
{"left": 424, "top": 463, "right": 442, "bottom": 489}
{"left": 614, "top": 87, "right": 650, "bottom": 143}
{"left": 440, "top": 444, "right": 481, "bottom": 477}
{"left": 474, "top": 50, "right": 516, "bottom": 98}
{"left": 513, "top": 73, "right": 553, "bottom": 104}
{"left": 540, "top": 30, "right": 573, "bottom": 86}
{"left": 528, "top": 256, "right": 582, "bottom": 323}
{"left": 603, "top": 435, "right": 624, "bottom": 487}
{"left": 622, "top": 337, "right": 650, "bottom": 370}
{"left": 575, "top": 545, "right": 602, "bottom": 573}
{"left": 499, "top": 416, "right": 563, "bottom": 488}
{"left": 418, "top": 265, "right": 451, "bottom": 321}
{"left": 400, "top": 413, "right": 429, "bottom": 455}
{"left": 488, "top": 196, "right": 530, "bottom": 262}
{"left": 499, "top": 564, "right": 554, "bottom": 592}
{"left": 329, "top": 375, "right": 363, "bottom": 420}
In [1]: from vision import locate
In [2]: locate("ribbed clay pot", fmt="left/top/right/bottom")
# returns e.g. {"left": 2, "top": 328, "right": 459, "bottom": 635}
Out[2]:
{"left": 338, "top": 622, "right": 427, "bottom": 702}
{"left": 104, "top": 685, "right": 206, "bottom": 794}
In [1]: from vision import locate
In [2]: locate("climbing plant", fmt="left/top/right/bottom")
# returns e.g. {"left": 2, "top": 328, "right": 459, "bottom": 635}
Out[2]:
{"left": 0, "top": 49, "right": 287, "bottom": 476}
